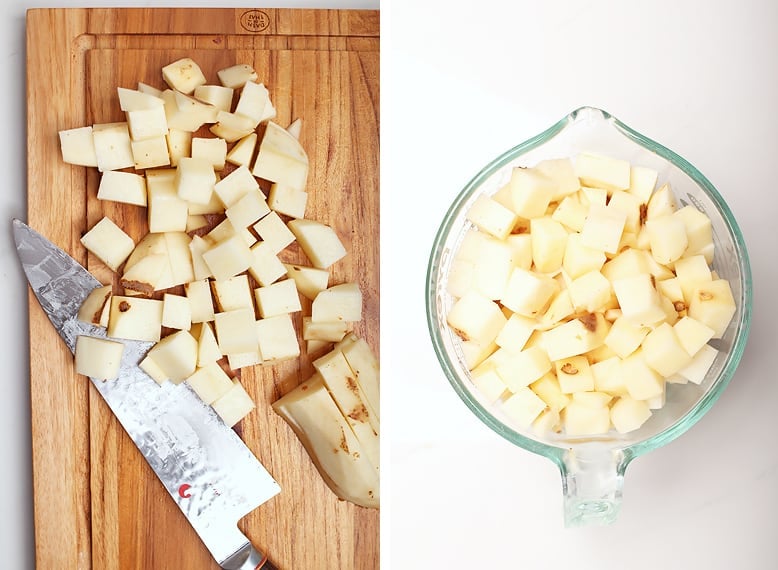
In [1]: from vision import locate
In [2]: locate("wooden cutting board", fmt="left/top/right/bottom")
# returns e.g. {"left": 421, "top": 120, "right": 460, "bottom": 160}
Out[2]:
{"left": 25, "top": 8, "right": 379, "bottom": 570}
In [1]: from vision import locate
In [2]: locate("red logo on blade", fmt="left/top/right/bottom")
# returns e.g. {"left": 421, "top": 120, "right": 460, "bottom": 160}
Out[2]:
{"left": 178, "top": 484, "right": 192, "bottom": 498}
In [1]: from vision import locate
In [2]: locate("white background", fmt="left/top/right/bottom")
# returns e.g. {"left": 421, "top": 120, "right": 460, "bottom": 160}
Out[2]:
{"left": 4, "top": 1, "right": 778, "bottom": 569}
{"left": 387, "top": 1, "right": 776, "bottom": 569}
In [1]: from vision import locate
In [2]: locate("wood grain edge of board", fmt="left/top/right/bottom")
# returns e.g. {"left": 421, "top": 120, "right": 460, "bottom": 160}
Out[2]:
{"left": 26, "top": 7, "right": 378, "bottom": 38}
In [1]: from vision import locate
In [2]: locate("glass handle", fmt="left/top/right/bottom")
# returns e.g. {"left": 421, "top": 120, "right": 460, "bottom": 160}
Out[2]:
{"left": 560, "top": 446, "right": 628, "bottom": 527}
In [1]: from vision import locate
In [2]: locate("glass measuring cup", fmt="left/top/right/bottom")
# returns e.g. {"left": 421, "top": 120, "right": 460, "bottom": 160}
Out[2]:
{"left": 425, "top": 106, "right": 753, "bottom": 526}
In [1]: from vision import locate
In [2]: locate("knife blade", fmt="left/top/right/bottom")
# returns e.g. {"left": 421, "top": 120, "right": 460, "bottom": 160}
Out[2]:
{"left": 13, "top": 218, "right": 281, "bottom": 570}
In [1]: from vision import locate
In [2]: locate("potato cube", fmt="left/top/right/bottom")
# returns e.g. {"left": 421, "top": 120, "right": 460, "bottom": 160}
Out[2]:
{"left": 162, "top": 293, "right": 191, "bottom": 330}
{"left": 186, "top": 361, "right": 234, "bottom": 405}
{"left": 579, "top": 203, "right": 627, "bottom": 254}
{"left": 501, "top": 387, "right": 548, "bottom": 428}
{"left": 567, "top": 270, "right": 612, "bottom": 313}
{"left": 255, "top": 279, "right": 302, "bottom": 318}
{"left": 162, "top": 57, "right": 207, "bottom": 94}
{"left": 447, "top": 291, "right": 507, "bottom": 346}
{"left": 540, "top": 313, "right": 608, "bottom": 361}
{"left": 466, "top": 194, "right": 517, "bottom": 240}
{"left": 80, "top": 216, "right": 135, "bottom": 272}
{"left": 214, "top": 164, "right": 260, "bottom": 208}
{"left": 591, "top": 356, "right": 627, "bottom": 396}
{"left": 131, "top": 135, "right": 171, "bottom": 170}
{"left": 302, "top": 317, "right": 348, "bottom": 342}
{"left": 610, "top": 396, "right": 652, "bottom": 434}
{"left": 555, "top": 355, "right": 595, "bottom": 393}
{"left": 147, "top": 169, "right": 188, "bottom": 232}
{"left": 209, "top": 110, "right": 255, "bottom": 142}
{"left": 196, "top": 322, "right": 223, "bottom": 366}
{"left": 202, "top": 235, "right": 253, "bottom": 281}
{"left": 563, "top": 402, "right": 610, "bottom": 436}
{"left": 193, "top": 84, "right": 234, "bottom": 112}
{"left": 604, "top": 317, "right": 649, "bottom": 359}
{"left": 283, "top": 263, "right": 329, "bottom": 301}
{"left": 175, "top": 157, "right": 216, "bottom": 205}
{"left": 77, "top": 285, "right": 112, "bottom": 326}
{"left": 575, "top": 152, "right": 630, "bottom": 191}
{"left": 214, "top": 308, "right": 258, "bottom": 354}
{"left": 257, "top": 313, "right": 300, "bottom": 361}
{"left": 677, "top": 343, "right": 718, "bottom": 384}
{"left": 621, "top": 349, "right": 665, "bottom": 400}
{"left": 507, "top": 167, "right": 555, "bottom": 219}
{"left": 311, "top": 282, "right": 361, "bottom": 323}
{"left": 163, "top": 90, "right": 218, "bottom": 132}
{"left": 211, "top": 274, "right": 254, "bottom": 312}
{"left": 147, "top": 330, "right": 198, "bottom": 384}
{"left": 234, "top": 80, "right": 275, "bottom": 125}
{"left": 253, "top": 211, "right": 296, "bottom": 254}
{"left": 688, "top": 279, "right": 736, "bottom": 339}
{"left": 252, "top": 121, "right": 309, "bottom": 190}
{"left": 75, "top": 335, "right": 124, "bottom": 381}
{"left": 126, "top": 105, "right": 168, "bottom": 141}
{"left": 107, "top": 296, "right": 163, "bottom": 342}
{"left": 191, "top": 137, "right": 228, "bottom": 170}
{"left": 500, "top": 267, "right": 557, "bottom": 317}
{"left": 211, "top": 381, "right": 255, "bottom": 427}
{"left": 217, "top": 64, "right": 258, "bottom": 89}
{"left": 226, "top": 133, "right": 258, "bottom": 168}
{"left": 185, "top": 279, "right": 215, "bottom": 323}
{"left": 139, "top": 353, "right": 169, "bottom": 385}
{"left": 470, "top": 365, "right": 508, "bottom": 403}
{"left": 288, "top": 219, "right": 346, "bottom": 269}
{"left": 97, "top": 171, "right": 147, "bottom": 207}
{"left": 166, "top": 129, "right": 192, "bottom": 167}
{"left": 494, "top": 346, "right": 551, "bottom": 392}
{"left": 628, "top": 165, "right": 658, "bottom": 203}
{"left": 248, "top": 242, "right": 287, "bottom": 286}
{"left": 59, "top": 126, "right": 98, "bottom": 167}
{"left": 268, "top": 183, "right": 308, "bottom": 219}
{"left": 118, "top": 86, "right": 164, "bottom": 112}
{"left": 226, "top": 189, "right": 271, "bottom": 228}
{"left": 92, "top": 122, "right": 134, "bottom": 171}
{"left": 612, "top": 273, "right": 666, "bottom": 328}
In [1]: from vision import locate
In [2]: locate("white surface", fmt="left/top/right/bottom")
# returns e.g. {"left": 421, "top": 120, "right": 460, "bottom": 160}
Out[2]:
{"left": 0, "top": 2, "right": 378, "bottom": 569}
{"left": 387, "top": 1, "right": 776, "bottom": 569}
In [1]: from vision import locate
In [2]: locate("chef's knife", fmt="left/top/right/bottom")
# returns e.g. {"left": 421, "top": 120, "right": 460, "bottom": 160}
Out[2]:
{"left": 13, "top": 218, "right": 281, "bottom": 570}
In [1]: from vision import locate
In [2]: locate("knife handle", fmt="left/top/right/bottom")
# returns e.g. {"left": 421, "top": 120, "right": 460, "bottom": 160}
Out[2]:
{"left": 254, "top": 552, "right": 279, "bottom": 570}
{"left": 240, "top": 545, "right": 278, "bottom": 570}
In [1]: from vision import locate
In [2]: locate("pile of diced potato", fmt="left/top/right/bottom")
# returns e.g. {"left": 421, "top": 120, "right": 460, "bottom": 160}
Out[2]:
{"left": 59, "top": 56, "right": 380, "bottom": 506}
{"left": 446, "top": 153, "right": 736, "bottom": 437}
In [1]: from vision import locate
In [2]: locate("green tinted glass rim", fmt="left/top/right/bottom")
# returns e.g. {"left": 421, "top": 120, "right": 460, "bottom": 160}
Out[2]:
{"left": 425, "top": 106, "right": 753, "bottom": 465}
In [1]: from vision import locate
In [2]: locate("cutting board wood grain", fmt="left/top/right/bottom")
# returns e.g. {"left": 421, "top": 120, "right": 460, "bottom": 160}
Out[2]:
{"left": 26, "top": 8, "right": 379, "bottom": 570}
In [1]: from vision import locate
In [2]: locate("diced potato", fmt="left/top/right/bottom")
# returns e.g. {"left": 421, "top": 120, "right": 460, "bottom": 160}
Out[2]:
{"left": 162, "top": 57, "right": 207, "bottom": 95}
{"left": 311, "top": 282, "right": 362, "bottom": 323}
{"left": 256, "top": 313, "right": 300, "bottom": 361}
{"left": 107, "top": 295, "right": 163, "bottom": 342}
{"left": 186, "top": 361, "right": 234, "bottom": 405}
{"left": 75, "top": 335, "right": 124, "bottom": 381}
{"left": 80, "top": 216, "right": 135, "bottom": 272}
{"left": 255, "top": 279, "right": 302, "bottom": 318}
{"left": 211, "top": 381, "right": 256, "bottom": 427}
{"left": 288, "top": 219, "right": 347, "bottom": 269}
{"left": 59, "top": 126, "right": 98, "bottom": 167}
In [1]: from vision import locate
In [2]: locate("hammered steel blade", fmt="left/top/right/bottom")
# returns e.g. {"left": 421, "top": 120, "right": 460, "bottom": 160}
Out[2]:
{"left": 13, "top": 219, "right": 281, "bottom": 569}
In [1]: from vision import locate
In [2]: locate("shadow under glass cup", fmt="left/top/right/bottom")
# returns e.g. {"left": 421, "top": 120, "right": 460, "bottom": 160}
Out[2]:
{"left": 426, "top": 106, "right": 753, "bottom": 526}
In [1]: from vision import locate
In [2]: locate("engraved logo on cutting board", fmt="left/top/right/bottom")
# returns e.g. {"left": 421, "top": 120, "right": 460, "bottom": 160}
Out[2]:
{"left": 240, "top": 9, "right": 271, "bottom": 33}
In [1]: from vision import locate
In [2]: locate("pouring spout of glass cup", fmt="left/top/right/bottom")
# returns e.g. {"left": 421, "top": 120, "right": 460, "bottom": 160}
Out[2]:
{"left": 559, "top": 444, "right": 630, "bottom": 527}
